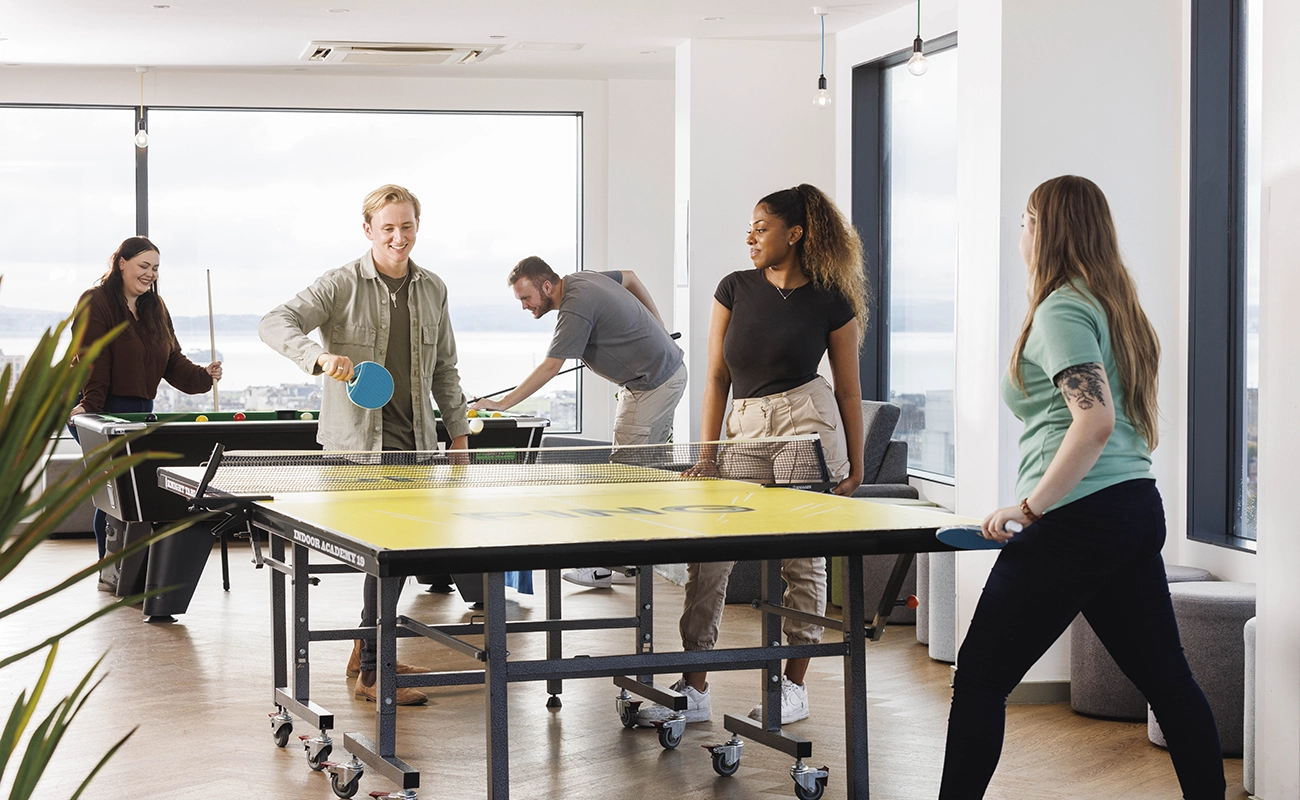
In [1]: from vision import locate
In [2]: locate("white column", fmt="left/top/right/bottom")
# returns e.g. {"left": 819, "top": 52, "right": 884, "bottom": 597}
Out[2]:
{"left": 954, "top": 0, "right": 1186, "bottom": 682}
{"left": 1254, "top": 0, "right": 1300, "bottom": 794}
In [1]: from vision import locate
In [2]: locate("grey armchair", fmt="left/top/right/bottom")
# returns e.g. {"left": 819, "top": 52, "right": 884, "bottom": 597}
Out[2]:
{"left": 850, "top": 400, "right": 917, "bottom": 499}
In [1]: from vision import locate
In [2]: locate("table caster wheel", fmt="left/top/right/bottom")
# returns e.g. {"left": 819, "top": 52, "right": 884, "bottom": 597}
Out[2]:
{"left": 657, "top": 722, "right": 682, "bottom": 749}
{"left": 712, "top": 750, "right": 740, "bottom": 776}
{"left": 272, "top": 722, "right": 293, "bottom": 748}
{"left": 616, "top": 697, "right": 642, "bottom": 729}
{"left": 330, "top": 773, "right": 360, "bottom": 798}
{"left": 305, "top": 742, "right": 332, "bottom": 771}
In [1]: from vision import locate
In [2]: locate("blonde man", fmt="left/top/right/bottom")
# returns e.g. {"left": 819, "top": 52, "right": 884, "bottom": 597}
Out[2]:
{"left": 260, "top": 184, "right": 469, "bottom": 705}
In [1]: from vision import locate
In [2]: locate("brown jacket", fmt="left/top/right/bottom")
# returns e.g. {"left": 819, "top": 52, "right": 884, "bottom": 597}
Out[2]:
{"left": 77, "top": 285, "right": 212, "bottom": 413}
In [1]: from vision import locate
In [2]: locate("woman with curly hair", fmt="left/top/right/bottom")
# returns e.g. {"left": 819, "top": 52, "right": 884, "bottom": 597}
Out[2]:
{"left": 70, "top": 236, "right": 223, "bottom": 559}
{"left": 638, "top": 183, "right": 868, "bottom": 727}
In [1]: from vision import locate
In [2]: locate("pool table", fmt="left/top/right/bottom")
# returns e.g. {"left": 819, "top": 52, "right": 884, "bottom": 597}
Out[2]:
{"left": 71, "top": 411, "right": 550, "bottom": 618}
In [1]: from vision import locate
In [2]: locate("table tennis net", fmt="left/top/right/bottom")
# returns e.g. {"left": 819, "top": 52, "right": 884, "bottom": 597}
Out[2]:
{"left": 198, "top": 435, "right": 830, "bottom": 494}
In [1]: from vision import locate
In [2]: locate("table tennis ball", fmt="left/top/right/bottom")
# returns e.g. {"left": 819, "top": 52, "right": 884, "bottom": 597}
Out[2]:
{"left": 468, "top": 418, "right": 485, "bottom": 434}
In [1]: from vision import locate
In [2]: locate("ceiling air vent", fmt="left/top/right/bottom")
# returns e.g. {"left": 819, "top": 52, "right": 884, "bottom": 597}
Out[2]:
{"left": 300, "top": 41, "right": 503, "bottom": 66}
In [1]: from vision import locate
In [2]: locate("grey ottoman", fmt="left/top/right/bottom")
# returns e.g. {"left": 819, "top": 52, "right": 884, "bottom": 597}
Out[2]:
{"left": 1070, "top": 564, "right": 1214, "bottom": 720}
{"left": 1148, "top": 581, "right": 1257, "bottom": 756}
{"left": 917, "top": 553, "right": 930, "bottom": 645}
{"left": 927, "top": 550, "right": 957, "bottom": 663}
{"left": 1243, "top": 616, "right": 1256, "bottom": 794}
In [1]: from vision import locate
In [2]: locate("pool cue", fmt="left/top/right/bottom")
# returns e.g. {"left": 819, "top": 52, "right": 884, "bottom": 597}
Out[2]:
{"left": 207, "top": 269, "right": 219, "bottom": 412}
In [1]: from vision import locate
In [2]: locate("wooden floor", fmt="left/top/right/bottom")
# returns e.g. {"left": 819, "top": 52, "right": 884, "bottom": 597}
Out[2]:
{"left": 0, "top": 538, "right": 1246, "bottom": 800}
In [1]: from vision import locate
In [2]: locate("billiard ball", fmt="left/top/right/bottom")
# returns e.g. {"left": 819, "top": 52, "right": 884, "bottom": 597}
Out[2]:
{"left": 491, "top": 412, "right": 503, "bottom": 418}
{"left": 233, "top": 412, "right": 246, "bottom": 421}
{"left": 466, "top": 409, "right": 479, "bottom": 418}
{"left": 300, "top": 412, "right": 314, "bottom": 420}
{"left": 195, "top": 414, "right": 209, "bottom": 422}
{"left": 144, "top": 413, "right": 158, "bottom": 422}
{"left": 468, "top": 418, "right": 485, "bottom": 434}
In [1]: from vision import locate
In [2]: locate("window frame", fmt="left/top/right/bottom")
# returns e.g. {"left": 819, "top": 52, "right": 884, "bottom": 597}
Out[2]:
{"left": 1187, "top": 0, "right": 1255, "bottom": 549}
{"left": 851, "top": 31, "right": 959, "bottom": 483}
{"left": 1, "top": 102, "right": 588, "bottom": 433}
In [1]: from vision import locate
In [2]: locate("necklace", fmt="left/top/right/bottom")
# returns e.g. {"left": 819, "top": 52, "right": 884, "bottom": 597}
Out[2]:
{"left": 384, "top": 271, "right": 411, "bottom": 305}
{"left": 767, "top": 274, "right": 804, "bottom": 300}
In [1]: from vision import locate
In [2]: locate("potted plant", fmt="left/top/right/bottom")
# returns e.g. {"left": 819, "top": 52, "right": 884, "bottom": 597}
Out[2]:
{"left": 0, "top": 286, "right": 194, "bottom": 798}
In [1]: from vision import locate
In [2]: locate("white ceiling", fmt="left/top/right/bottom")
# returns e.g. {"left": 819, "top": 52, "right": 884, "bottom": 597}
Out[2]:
{"left": 0, "top": 0, "right": 910, "bottom": 80}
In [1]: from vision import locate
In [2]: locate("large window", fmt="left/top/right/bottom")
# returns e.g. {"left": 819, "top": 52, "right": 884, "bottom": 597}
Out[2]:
{"left": 852, "top": 35, "right": 958, "bottom": 480}
{"left": 0, "top": 106, "right": 136, "bottom": 385}
{"left": 884, "top": 47, "right": 958, "bottom": 479}
{"left": 1187, "top": 0, "right": 1258, "bottom": 546}
{"left": 0, "top": 106, "right": 582, "bottom": 430}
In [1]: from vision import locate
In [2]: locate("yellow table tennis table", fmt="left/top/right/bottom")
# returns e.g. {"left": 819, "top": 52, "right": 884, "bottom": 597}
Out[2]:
{"left": 158, "top": 443, "right": 966, "bottom": 800}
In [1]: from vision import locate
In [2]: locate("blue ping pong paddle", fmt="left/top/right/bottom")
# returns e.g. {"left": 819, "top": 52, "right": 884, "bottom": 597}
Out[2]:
{"left": 346, "top": 361, "right": 394, "bottom": 409}
{"left": 937, "top": 520, "right": 1023, "bottom": 550}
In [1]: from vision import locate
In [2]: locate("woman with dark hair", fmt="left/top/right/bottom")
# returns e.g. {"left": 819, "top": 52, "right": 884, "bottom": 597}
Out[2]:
{"left": 638, "top": 183, "right": 868, "bottom": 727}
{"left": 69, "top": 236, "right": 223, "bottom": 559}
{"left": 938, "top": 176, "right": 1224, "bottom": 798}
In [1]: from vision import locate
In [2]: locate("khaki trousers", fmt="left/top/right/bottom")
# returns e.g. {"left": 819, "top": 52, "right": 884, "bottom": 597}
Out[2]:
{"left": 679, "top": 376, "right": 848, "bottom": 651}
{"left": 612, "top": 363, "right": 688, "bottom": 447}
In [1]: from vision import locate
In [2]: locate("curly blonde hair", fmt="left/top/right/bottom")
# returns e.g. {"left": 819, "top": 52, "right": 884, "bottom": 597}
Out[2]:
{"left": 757, "top": 184, "right": 869, "bottom": 344}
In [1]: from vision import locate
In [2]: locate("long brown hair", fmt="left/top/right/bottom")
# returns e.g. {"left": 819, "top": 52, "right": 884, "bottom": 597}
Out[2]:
{"left": 1010, "top": 176, "right": 1161, "bottom": 449}
{"left": 758, "top": 184, "right": 869, "bottom": 344}
{"left": 98, "top": 236, "right": 175, "bottom": 347}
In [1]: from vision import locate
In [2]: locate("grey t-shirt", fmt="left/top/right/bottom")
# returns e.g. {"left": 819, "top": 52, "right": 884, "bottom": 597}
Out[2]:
{"left": 547, "top": 271, "right": 683, "bottom": 391}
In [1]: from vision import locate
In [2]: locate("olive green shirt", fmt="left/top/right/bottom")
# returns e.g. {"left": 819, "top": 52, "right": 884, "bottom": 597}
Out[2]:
{"left": 1000, "top": 282, "right": 1153, "bottom": 511}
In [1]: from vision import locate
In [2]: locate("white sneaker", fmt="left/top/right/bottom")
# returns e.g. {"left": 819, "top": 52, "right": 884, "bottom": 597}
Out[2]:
{"left": 562, "top": 568, "right": 638, "bottom": 588}
{"left": 562, "top": 568, "right": 614, "bottom": 588}
{"left": 636, "top": 680, "right": 711, "bottom": 726}
{"left": 748, "top": 676, "right": 810, "bottom": 725}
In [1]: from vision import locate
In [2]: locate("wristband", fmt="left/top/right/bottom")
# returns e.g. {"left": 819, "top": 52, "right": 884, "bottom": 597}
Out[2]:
{"left": 1020, "top": 498, "right": 1042, "bottom": 522}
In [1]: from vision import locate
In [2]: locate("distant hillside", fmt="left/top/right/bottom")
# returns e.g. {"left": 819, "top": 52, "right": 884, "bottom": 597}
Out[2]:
{"left": 0, "top": 304, "right": 538, "bottom": 336}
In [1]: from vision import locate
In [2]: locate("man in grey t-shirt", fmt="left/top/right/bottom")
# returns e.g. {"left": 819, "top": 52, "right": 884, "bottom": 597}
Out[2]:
{"left": 472, "top": 255, "right": 688, "bottom": 588}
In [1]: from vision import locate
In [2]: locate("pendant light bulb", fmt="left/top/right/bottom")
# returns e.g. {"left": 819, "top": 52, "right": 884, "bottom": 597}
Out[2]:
{"left": 134, "top": 67, "right": 149, "bottom": 148}
{"left": 907, "top": 36, "right": 928, "bottom": 76}
{"left": 813, "top": 74, "right": 832, "bottom": 108}
{"left": 812, "top": 7, "right": 831, "bottom": 109}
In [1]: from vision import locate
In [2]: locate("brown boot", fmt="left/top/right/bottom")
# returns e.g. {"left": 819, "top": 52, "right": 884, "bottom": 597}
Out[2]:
{"left": 346, "top": 640, "right": 430, "bottom": 679}
{"left": 354, "top": 674, "right": 428, "bottom": 706}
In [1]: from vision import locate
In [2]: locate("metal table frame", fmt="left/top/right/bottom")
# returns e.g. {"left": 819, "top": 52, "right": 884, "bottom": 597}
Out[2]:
{"left": 160, "top": 467, "right": 943, "bottom": 800}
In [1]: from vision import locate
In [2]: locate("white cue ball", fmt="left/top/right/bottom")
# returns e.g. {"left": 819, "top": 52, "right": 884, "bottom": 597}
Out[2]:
{"left": 468, "top": 418, "right": 485, "bottom": 434}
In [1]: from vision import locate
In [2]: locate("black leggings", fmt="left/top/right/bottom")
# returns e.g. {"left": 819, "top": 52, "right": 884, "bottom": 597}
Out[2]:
{"left": 938, "top": 479, "right": 1225, "bottom": 799}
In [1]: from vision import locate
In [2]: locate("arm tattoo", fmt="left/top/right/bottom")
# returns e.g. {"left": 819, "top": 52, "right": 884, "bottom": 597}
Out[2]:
{"left": 1054, "top": 363, "right": 1107, "bottom": 410}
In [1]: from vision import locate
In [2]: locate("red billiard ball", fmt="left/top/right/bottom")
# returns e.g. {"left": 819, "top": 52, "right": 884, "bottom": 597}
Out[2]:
{"left": 233, "top": 412, "right": 246, "bottom": 421}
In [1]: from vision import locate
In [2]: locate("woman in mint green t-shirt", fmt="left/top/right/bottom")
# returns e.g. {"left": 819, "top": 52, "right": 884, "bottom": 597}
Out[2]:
{"left": 938, "top": 176, "right": 1225, "bottom": 799}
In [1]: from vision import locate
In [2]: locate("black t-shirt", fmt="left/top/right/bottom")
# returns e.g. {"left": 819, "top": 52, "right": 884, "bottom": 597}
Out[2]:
{"left": 716, "top": 269, "right": 856, "bottom": 399}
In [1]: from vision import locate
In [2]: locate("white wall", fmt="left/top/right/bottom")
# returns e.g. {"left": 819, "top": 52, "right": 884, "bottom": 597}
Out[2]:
{"left": 1254, "top": 0, "right": 1300, "bottom": 795}
{"left": 604, "top": 78, "right": 677, "bottom": 432}
{"left": 0, "top": 68, "right": 678, "bottom": 440}
{"left": 674, "top": 38, "right": 836, "bottom": 438}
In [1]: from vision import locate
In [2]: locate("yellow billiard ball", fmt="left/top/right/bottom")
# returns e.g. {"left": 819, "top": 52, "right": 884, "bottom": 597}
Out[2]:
{"left": 466, "top": 409, "right": 479, "bottom": 418}
{"left": 195, "top": 414, "right": 209, "bottom": 422}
